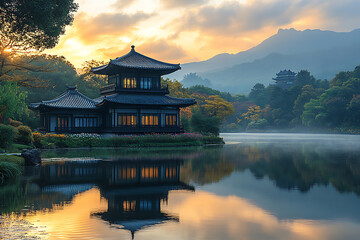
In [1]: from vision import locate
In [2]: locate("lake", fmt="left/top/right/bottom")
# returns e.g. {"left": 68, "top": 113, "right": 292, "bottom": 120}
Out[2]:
{"left": 1, "top": 133, "right": 360, "bottom": 240}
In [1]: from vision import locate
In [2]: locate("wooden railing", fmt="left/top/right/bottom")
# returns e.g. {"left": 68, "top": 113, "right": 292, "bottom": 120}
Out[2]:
{"left": 100, "top": 84, "right": 169, "bottom": 95}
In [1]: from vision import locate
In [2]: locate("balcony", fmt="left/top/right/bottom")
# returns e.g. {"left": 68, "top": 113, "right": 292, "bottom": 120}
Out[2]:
{"left": 100, "top": 84, "right": 169, "bottom": 95}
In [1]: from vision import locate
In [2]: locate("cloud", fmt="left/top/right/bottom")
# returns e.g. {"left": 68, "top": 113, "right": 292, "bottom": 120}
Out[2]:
{"left": 137, "top": 39, "right": 187, "bottom": 62}
{"left": 160, "top": 0, "right": 206, "bottom": 8}
{"left": 173, "top": 0, "right": 300, "bottom": 36}
{"left": 73, "top": 11, "right": 153, "bottom": 43}
{"left": 111, "top": 0, "right": 136, "bottom": 9}
{"left": 172, "top": 0, "right": 360, "bottom": 37}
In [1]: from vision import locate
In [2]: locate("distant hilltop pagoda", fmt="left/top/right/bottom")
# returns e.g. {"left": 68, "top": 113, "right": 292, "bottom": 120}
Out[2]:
{"left": 272, "top": 70, "right": 296, "bottom": 89}
{"left": 30, "top": 45, "right": 196, "bottom": 134}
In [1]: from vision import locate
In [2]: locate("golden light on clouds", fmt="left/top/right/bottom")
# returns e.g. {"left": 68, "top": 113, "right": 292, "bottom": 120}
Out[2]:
{"left": 45, "top": 0, "right": 360, "bottom": 68}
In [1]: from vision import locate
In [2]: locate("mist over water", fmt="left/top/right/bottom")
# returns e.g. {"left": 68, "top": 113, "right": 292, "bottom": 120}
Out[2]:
{"left": 1, "top": 133, "right": 360, "bottom": 240}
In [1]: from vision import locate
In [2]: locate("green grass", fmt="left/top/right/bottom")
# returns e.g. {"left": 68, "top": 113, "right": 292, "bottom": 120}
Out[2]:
{"left": 0, "top": 155, "right": 24, "bottom": 184}
{"left": 7, "top": 143, "right": 33, "bottom": 153}
{"left": 0, "top": 155, "right": 24, "bottom": 165}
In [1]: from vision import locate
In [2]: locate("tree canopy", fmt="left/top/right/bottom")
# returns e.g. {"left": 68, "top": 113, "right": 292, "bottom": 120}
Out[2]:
{"left": 0, "top": 0, "right": 78, "bottom": 51}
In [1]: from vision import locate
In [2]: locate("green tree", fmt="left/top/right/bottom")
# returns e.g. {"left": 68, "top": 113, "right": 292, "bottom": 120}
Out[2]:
{"left": 0, "top": 82, "right": 28, "bottom": 122}
{"left": 0, "top": 0, "right": 78, "bottom": 87}
{"left": 190, "top": 112, "right": 221, "bottom": 136}
{"left": 330, "top": 71, "right": 352, "bottom": 87}
{"left": 80, "top": 60, "right": 107, "bottom": 89}
{"left": 162, "top": 78, "right": 192, "bottom": 99}
{"left": 249, "top": 83, "right": 268, "bottom": 107}
{"left": 0, "top": 0, "right": 78, "bottom": 51}
{"left": 346, "top": 95, "right": 360, "bottom": 126}
{"left": 293, "top": 85, "right": 318, "bottom": 118}
{"left": 295, "top": 70, "right": 316, "bottom": 87}
{"left": 24, "top": 55, "right": 79, "bottom": 103}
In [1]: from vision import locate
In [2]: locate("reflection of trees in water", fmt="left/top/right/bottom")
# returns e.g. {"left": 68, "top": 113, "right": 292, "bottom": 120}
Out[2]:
{"left": 180, "top": 146, "right": 235, "bottom": 185}
{"left": 177, "top": 144, "right": 360, "bottom": 195}
{"left": 0, "top": 179, "right": 74, "bottom": 214}
{"left": 221, "top": 144, "right": 360, "bottom": 195}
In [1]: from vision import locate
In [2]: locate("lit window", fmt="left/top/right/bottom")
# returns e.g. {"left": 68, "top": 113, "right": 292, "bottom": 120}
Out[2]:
{"left": 123, "top": 77, "right": 136, "bottom": 88}
{"left": 141, "top": 167, "right": 159, "bottom": 179}
{"left": 118, "top": 167, "right": 136, "bottom": 180}
{"left": 165, "top": 167, "right": 177, "bottom": 178}
{"left": 118, "top": 114, "right": 137, "bottom": 126}
{"left": 123, "top": 200, "right": 136, "bottom": 212}
{"left": 57, "top": 116, "right": 68, "bottom": 128}
{"left": 142, "top": 114, "right": 159, "bottom": 126}
{"left": 165, "top": 114, "right": 177, "bottom": 126}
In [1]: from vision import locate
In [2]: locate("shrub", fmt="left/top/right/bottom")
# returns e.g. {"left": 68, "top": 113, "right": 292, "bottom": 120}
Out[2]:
{"left": 190, "top": 113, "right": 221, "bottom": 136}
{"left": 247, "top": 119, "right": 269, "bottom": 130}
{"left": 0, "top": 124, "right": 17, "bottom": 149}
{"left": 9, "top": 119, "right": 23, "bottom": 127}
{"left": 15, "top": 125, "right": 33, "bottom": 145}
{"left": 32, "top": 132, "right": 44, "bottom": 148}
{"left": 40, "top": 133, "right": 67, "bottom": 148}
{"left": 0, "top": 161, "right": 22, "bottom": 184}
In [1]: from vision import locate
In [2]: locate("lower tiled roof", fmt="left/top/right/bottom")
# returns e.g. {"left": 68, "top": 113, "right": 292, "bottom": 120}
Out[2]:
{"left": 30, "top": 87, "right": 196, "bottom": 110}
{"left": 95, "top": 93, "right": 196, "bottom": 107}
{"left": 30, "top": 86, "right": 98, "bottom": 109}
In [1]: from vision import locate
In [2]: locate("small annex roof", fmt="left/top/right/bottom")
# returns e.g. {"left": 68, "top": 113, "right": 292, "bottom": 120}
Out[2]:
{"left": 95, "top": 93, "right": 196, "bottom": 107}
{"left": 91, "top": 45, "right": 181, "bottom": 75}
{"left": 30, "top": 86, "right": 98, "bottom": 109}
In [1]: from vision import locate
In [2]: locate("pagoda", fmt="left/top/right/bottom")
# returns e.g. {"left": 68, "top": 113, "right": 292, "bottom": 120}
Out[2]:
{"left": 272, "top": 70, "right": 296, "bottom": 89}
{"left": 30, "top": 46, "right": 196, "bottom": 134}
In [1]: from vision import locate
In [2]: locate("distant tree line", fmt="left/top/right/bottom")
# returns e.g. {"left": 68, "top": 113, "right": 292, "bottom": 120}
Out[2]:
{"left": 236, "top": 67, "right": 360, "bottom": 133}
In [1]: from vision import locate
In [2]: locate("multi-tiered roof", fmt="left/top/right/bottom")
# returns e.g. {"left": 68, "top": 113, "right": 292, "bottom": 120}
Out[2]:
{"left": 91, "top": 45, "right": 181, "bottom": 75}
{"left": 272, "top": 69, "right": 296, "bottom": 89}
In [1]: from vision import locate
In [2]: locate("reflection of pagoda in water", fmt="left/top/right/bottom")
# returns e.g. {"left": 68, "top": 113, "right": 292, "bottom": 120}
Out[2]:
{"left": 37, "top": 158, "right": 194, "bottom": 239}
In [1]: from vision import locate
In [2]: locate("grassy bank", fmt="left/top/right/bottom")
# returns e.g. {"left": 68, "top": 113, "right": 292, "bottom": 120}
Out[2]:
{"left": 0, "top": 155, "right": 24, "bottom": 184}
{"left": 34, "top": 133, "right": 224, "bottom": 149}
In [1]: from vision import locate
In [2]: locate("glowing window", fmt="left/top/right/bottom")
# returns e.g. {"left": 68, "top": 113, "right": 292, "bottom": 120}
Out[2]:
{"left": 118, "top": 114, "right": 137, "bottom": 126}
{"left": 142, "top": 114, "right": 159, "bottom": 126}
{"left": 141, "top": 167, "right": 159, "bottom": 179}
{"left": 165, "top": 114, "right": 177, "bottom": 126}
{"left": 123, "top": 77, "right": 137, "bottom": 88}
{"left": 123, "top": 200, "right": 136, "bottom": 212}
{"left": 118, "top": 167, "right": 136, "bottom": 180}
{"left": 165, "top": 167, "right": 177, "bottom": 178}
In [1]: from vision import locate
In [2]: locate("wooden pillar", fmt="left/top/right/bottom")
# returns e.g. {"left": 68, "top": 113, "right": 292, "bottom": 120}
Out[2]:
{"left": 137, "top": 108, "right": 141, "bottom": 127}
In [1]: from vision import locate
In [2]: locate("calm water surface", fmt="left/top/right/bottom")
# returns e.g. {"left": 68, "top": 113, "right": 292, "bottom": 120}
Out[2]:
{"left": 1, "top": 133, "right": 360, "bottom": 240}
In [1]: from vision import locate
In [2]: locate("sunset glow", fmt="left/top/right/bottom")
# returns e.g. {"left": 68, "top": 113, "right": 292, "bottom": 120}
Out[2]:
{"left": 45, "top": 0, "right": 360, "bottom": 68}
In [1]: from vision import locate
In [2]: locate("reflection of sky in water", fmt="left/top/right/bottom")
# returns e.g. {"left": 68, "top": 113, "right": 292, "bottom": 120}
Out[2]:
{"left": 1, "top": 133, "right": 360, "bottom": 240}
{"left": 10, "top": 187, "right": 360, "bottom": 240}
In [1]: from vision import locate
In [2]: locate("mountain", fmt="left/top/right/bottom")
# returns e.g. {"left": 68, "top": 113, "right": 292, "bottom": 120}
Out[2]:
{"left": 169, "top": 28, "right": 360, "bottom": 93}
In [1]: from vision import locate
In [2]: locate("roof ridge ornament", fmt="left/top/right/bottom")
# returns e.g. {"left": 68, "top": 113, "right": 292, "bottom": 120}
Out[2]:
{"left": 131, "top": 45, "right": 135, "bottom": 51}
{"left": 66, "top": 86, "right": 77, "bottom": 91}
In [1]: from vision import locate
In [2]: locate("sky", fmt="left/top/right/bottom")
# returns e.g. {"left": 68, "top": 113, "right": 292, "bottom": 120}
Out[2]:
{"left": 46, "top": 0, "right": 360, "bottom": 68}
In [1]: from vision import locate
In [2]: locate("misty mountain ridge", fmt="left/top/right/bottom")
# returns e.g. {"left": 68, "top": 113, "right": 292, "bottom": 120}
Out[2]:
{"left": 169, "top": 28, "right": 360, "bottom": 93}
